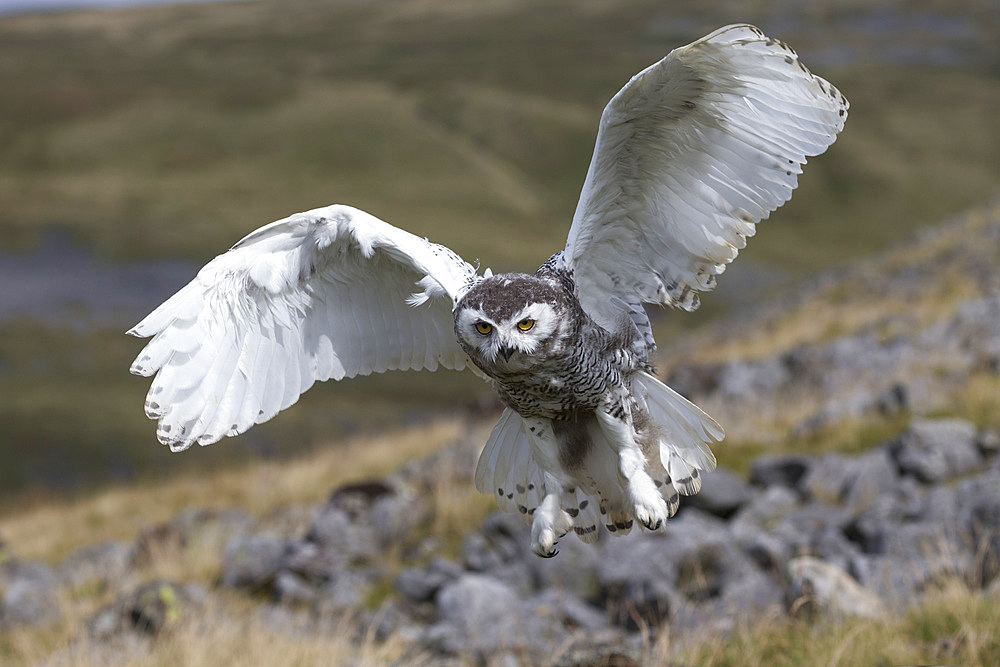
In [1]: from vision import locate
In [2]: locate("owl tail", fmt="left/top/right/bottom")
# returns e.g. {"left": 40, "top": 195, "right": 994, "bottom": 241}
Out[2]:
{"left": 633, "top": 371, "right": 721, "bottom": 479}
{"left": 475, "top": 373, "right": 723, "bottom": 545}
{"left": 631, "top": 371, "right": 722, "bottom": 509}
{"left": 474, "top": 409, "right": 605, "bottom": 542}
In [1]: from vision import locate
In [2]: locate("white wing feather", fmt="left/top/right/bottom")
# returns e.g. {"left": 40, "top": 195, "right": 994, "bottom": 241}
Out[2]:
{"left": 129, "top": 204, "right": 480, "bottom": 451}
{"left": 564, "top": 24, "right": 848, "bottom": 331}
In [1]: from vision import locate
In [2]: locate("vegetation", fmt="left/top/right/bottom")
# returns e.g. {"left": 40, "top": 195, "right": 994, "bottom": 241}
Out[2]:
{"left": 672, "top": 581, "right": 1000, "bottom": 667}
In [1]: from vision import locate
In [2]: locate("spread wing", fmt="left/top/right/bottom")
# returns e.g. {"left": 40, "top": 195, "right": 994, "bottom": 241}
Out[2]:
{"left": 563, "top": 24, "right": 849, "bottom": 333}
{"left": 128, "top": 204, "right": 480, "bottom": 452}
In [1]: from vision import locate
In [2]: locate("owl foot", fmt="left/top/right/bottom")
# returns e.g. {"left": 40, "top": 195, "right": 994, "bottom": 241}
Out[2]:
{"left": 531, "top": 492, "right": 573, "bottom": 558}
{"left": 628, "top": 473, "right": 668, "bottom": 532}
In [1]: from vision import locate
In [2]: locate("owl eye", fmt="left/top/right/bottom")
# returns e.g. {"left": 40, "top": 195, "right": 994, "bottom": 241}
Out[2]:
{"left": 475, "top": 322, "right": 493, "bottom": 335}
{"left": 517, "top": 318, "right": 535, "bottom": 332}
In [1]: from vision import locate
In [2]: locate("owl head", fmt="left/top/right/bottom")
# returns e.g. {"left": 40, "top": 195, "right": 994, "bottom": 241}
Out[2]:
{"left": 454, "top": 274, "right": 571, "bottom": 373}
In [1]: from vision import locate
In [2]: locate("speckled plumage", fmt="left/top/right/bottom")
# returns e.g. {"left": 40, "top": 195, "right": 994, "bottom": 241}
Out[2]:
{"left": 456, "top": 253, "right": 649, "bottom": 420}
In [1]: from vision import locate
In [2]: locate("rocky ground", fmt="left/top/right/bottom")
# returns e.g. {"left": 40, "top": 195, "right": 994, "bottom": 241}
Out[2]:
{"left": 2, "top": 202, "right": 999, "bottom": 665}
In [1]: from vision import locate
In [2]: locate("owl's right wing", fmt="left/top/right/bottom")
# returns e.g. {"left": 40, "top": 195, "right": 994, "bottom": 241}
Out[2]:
{"left": 128, "top": 204, "right": 480, "bottom": 452}
{"left": 562, "top": 24, "right": 848, "bottom": 335}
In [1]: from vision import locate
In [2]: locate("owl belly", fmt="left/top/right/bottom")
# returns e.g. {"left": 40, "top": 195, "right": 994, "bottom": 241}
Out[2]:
{"left": 492, "top": 356, "right": 621, "bottom": 420}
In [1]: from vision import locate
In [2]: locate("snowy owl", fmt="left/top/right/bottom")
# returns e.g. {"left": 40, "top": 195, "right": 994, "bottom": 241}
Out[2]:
{"left": 129, "top": 25, "right": 848, "bottom": 557}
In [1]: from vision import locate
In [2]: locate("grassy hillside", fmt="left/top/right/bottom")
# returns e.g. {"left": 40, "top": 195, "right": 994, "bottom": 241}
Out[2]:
{"left": 0, "top": 0, "right": 997, "bottom": 496}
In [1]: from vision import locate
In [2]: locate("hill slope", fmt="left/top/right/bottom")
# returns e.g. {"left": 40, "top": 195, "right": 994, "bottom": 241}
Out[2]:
{"left": 2, "top": 200, "right": 999, "bottom": 665}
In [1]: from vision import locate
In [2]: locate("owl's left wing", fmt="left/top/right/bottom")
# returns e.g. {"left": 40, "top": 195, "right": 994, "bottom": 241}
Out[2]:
{"left": 129, "top": 204, "right": 480, "bottom": 452}
{"left": 562, "top": 24, "right": 848, "bottom": 333}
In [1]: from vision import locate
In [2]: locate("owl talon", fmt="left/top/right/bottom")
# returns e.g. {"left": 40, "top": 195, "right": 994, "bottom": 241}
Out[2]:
{"left": 640, "top": 516, "right": 663, "bottom": 531}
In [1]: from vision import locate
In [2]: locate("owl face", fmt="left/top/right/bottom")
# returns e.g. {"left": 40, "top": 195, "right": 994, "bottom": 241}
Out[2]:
{"left": 454, "top": 274, "right": 569, "bottom": 373}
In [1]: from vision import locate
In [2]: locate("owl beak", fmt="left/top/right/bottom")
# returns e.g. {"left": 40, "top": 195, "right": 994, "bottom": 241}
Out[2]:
{"left": 499, "top": 345, "right": 515, "bottom": 362}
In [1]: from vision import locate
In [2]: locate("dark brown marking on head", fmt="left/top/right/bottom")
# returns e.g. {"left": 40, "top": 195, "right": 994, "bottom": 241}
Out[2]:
{"left": 458, "top": 274, "right": 565, "bottom": 323}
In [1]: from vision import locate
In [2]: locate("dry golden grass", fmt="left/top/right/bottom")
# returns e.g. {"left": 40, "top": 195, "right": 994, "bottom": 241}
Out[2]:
{"left": 0, "top": 418, "right": 477, "bottom": 563}
{"left": 3, "top": 588, "right": 421, "bottom": 667}
{"left": 669, "top": 581, "right": 1000, "bottom": 667}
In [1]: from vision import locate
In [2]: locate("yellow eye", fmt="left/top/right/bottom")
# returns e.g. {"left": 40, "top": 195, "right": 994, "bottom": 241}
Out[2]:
{"left": 517, "top": 318, "right": 535, "bottom": 332}
{"left": 475, "top": 322, "right": 493, "bottom": 335}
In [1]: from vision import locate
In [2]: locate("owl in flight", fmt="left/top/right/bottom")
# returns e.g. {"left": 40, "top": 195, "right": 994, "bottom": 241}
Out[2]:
{"left": 130, "top": 25, "right": 847, "bottom": 557}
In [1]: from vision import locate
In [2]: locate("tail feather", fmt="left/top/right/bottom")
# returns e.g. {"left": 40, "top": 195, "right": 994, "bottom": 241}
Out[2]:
{"left": 473, "top": 374, "right": 723, "bottom": 547}
{"left": 634, "top": 371, "right": 721, "bottom": 474}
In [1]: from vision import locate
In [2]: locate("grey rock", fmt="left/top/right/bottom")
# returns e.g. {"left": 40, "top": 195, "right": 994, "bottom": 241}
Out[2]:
{"left": 462, "top": 513, "right": 530, "bottom": 573}
{"left": 368, "top": 490, "right": 428, "bottom": 547}
{"left": 607, "top": 576, "right": 680, "bottom": 631}
{"left": 797, "top": 454, "right": 860, "bottom": 503}
{"left": 719, "top": 568, "right": 785, "bottom": 617}
{"left": 434, "top": 574, "right": 530, "bottom": 654}
{"left": 844, "top": 447, "right": 899, "bottom": 510}
{"left": 891, "top": 418, "right": 981, "bottom": 483}
{"left": 686, "top": 468, "right": 755, "bottom": 518}
{"left": 527, "top": 588, "right": 608, "bottom": 633}
{"left": 316, "top": 568, "right": 372, "bottom": 613}
{"left": 89, "top": 580, "right": 206, "bottom": 638}
{"left": 770, "top": 503, "right": 857, "bottom": 569}
{"left": 0, "top": 561, "right": 60, "bottom": 628}
{"left": 749, "top": 454, "right": 811, "bottom": 488}
{"left": 528, "top": 528, "right": 602, "bottom": 598}
{"left": 717, "top": 358, "right": 790, "bottom": 397}
{"left": 395, "top": 559, "right": 463, "bottom": 603}
{"left": 221, "top": 532, "right": 287, "bottom": 590}
{"left": 597, "top": 531, "right": 674, "bottom": 594}
{"left": 326, "top": 479, "right": 396, "bottom": 519}
{"left": 283, "top": 539, "right": 343, "bottom": 584}
{"left": 848, "top": 553, "right": 966, "bottom": 607}
{"left": 731, "top": 485, "right": 799, "bottom": 543}
{"left": 788, "top": 556, "right": 884, "bottom": 619}
{"left": 875, "top": 383, "right": 909, "bottom": 416}
{"left": 965, "top": 494, "right": 1000, "bottom": 586}
{"left": 551, "top": 632, "right": 642, "bottom": 667}
{"left": 978, "top": 429, "right": 1000, "bottom": 457}
{"left": 273, "top": 570, "right": 316, "bottom": 604}
{"left": 306, "top": 504, "right": 377, "bottom": 561}
{"left": 59, "top": 540, "right": 135, "bottom": 589}
{"left": 599, "top": 511, "right": 753, "bottom": 629}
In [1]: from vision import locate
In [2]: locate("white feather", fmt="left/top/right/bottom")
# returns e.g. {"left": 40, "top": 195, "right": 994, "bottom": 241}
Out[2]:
{"left": 563, "top": 23, "right": 848, "bottom": 329}
{"left": 129, "top": 204, "right": 480, "bottom": 450}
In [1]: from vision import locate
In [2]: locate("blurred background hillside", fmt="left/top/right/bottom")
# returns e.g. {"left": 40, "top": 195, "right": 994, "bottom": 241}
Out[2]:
{"left": 0, "top": 0, "right": 997, "bottom": 501}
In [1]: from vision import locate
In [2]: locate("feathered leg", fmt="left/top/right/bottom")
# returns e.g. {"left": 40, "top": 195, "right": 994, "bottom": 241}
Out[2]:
{"left": 522, "top": 417, "right": 574, "bottom": 557}
{"left": 596, "top": 408, "right": 669, "bottom": 531}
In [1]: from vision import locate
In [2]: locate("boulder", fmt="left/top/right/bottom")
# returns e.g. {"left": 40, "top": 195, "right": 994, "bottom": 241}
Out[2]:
{"left": 685, "top": 468, "right": 756, "bottom": 518}
{"left": 433, "top": 574, "right": 531, "bottom": 654}
{"left": 221, "top": 532, "right": 287, "bottom": 590}
{"left": 395, "top": 559, "right": 463, "bottom": 603}
{"left": 59, "top": 540, "right": 135, "bottom": 589}
{"left": 891, "top": 419, "right": 982, "bottom": 483}
{"left": 797, "top": 454, "right": 860, "bottom": 503}
{"left": 0, "top": 561, "right": 60, "bottom": 628}
{"left": 89, "top": 580, "right": 206, "bottom": 638}
{"left": 749, "top": 455, "right": 811, "bottom": 489}
{"left": 788, "top": 557, "right": 884, "bottom": 619}
{"left": 843, "top": 447, "right": 899, "bottom": 510}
